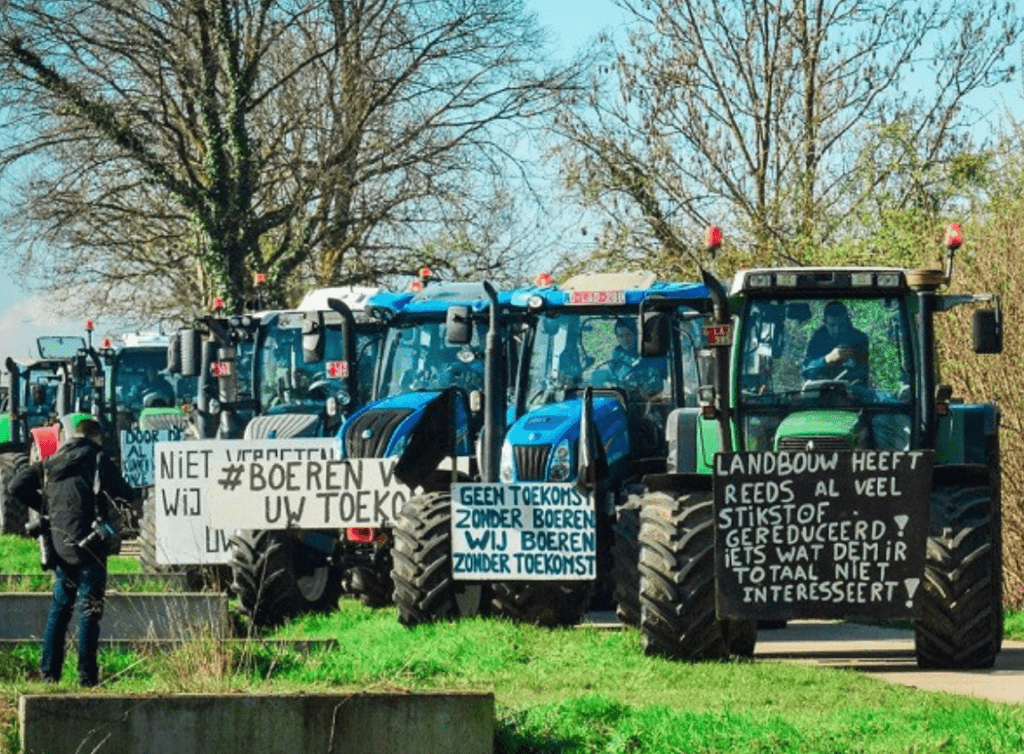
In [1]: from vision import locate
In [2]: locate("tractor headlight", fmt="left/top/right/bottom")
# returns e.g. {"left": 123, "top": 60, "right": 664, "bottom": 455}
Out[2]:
{"left": 500, "top": 440, "right": 515, "bottom": 482}
{"left": 548, "top": 439, "right": 572, "bottom": 482}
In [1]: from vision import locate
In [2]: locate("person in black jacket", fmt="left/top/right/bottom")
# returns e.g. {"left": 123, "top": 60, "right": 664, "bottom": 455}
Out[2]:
{"left": 801, "top": 300, "right": 870, "bottom": 384}
{"left": 7, "top": 418, "right": 135, "bottom": 686}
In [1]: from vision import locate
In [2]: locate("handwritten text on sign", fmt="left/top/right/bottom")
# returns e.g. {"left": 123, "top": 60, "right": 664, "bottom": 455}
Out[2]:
{"left": 713, "top": 450, "right": 933, "bottom": 621}
{"left": 450, "top": 483, "right": 596, "bottom": 581}
{"left": 120, "top": 427, "right": 184, "bottom": 488}
{"left": 153, "top": 440, "right": 237, "bottom": 565}
{"left": 196, "top": 439, "right": 409, "bottom": 529}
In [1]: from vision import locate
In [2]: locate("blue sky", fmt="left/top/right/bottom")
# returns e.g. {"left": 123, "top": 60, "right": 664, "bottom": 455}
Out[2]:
{"left": 0, "top": 0, "right": 625, "bottom": 360}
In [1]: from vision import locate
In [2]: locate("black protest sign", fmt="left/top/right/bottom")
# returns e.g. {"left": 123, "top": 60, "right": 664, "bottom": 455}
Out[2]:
{"left": 713, "top": 450, "right": 933, "bottom": 621}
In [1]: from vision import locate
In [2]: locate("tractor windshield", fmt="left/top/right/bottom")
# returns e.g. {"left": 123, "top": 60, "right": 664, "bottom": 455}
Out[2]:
{"left": 736, "top": 296, "right": 915, "bottom": 450}
{"left": 255, "top": 312, "right": 350, "bottom": 413}
{"left": 112, "top": 348, "right": 195, "bottom": 427}
{"left": 522, "top": 311, "right": 684, "bottom": 411}
{"left": 376, "top": 319, "right": 487, "bottom": 398}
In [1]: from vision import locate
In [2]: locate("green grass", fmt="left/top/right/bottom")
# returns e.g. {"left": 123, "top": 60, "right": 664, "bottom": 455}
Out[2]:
{"left": 2, "top": 530, "right": 1024, "bottom": 752}
{"left": 4, "top": 601, "right": 1023, "bottom": 753}
{"left": 0, "top": 534, "right": 142, "bottom": 593}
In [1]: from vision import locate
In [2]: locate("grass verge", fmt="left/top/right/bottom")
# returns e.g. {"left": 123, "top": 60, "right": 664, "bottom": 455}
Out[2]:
{"left": 2, "top": 601, "right": 1022, "bottom": 753}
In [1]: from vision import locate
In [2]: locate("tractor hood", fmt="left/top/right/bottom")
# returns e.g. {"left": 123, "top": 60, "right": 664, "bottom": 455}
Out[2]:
{"left": 772, "top": 410, "right": 860, "bottom": 452}
{"left": 338, "top": 389, "right": 473, "bottom": 460}
{"left": 245, "top": 411, "right": 323, "bottom": 440}
{"left": 502, "top": 395, "right": 629, "bottom": 482}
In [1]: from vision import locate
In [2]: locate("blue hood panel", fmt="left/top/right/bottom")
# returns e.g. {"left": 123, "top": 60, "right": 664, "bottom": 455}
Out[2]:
{"left": 505, "top": 396, "right": 630, "bottom": 467}
{"left": 338, "top": 390, "right": 472, "bottom": 458}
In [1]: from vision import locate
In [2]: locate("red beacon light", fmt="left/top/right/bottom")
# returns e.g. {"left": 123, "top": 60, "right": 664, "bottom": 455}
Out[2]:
{"left": 254, "top": 272, "right": 267, "bottom": 286}
{"left": 944, "top": 223, "right": 964, "bottom": 250}
{"left": 704, "top": 225, "right": 723, "bottom": 252}
{"left": 101, "top": 336, "right": 113, "bottom": 349}
{"left": 85, "top": 318, "right": 95, "bottom": 332}
{"left": 408, "top": 279, "right": 425, "bottom": 292}
{"left": 212, "top": 297, "right": 226, "bottom": 312}
{"left": 418, "top": 266, "right": 433, "bottom": 280}
{"left": 534, "top": 272, "right": 554, "bottom": 287}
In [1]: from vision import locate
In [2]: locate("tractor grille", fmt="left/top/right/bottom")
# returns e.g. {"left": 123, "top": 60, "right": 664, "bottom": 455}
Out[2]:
{"left": 776, "top": 436, "right": 852, "bottom": 453}
{"left": 344, "top": 408, "right": 415, "bottom": 458}
{"left": 514, "top": 444, "right": 552, "bottom": 481}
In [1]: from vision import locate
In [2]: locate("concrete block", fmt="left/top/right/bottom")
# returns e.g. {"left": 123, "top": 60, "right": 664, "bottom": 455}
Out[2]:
{"left": 20, "top": 692, "right": 494, "bottom": 754}
{"left": 0, "top": 592, "right": 229, "bottom": 642}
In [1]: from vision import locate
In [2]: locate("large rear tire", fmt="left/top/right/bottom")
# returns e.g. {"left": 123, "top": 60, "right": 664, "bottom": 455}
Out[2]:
{"left": 611, "top": 502, "right": 641, "bottom": 627}
{"left": 0, "top": 452, "right": 29, "bottom": 536}
{"left": 392, "top": 492, "right": 485, "bottom": 627}
{"left": 229, "top": 530, "right": 342, "bottom": 627}
{"left": 639, "top": 490, "right": 744, "bottom": 660}
{"left": 914, "top": 485, "right": 1002, "bottom": 669}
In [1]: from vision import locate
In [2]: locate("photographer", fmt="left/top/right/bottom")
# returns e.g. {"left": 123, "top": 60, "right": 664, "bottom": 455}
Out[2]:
{"left": 7, "top": 418, "right": 135, "bottom": 687}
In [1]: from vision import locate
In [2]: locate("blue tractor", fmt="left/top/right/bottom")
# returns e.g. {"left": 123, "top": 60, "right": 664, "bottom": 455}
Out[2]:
{"left": 393, "top": 271, "right": 714, "bottom": 627}
{"left": 336, "top": 280, "right": 522, "bottom": 613}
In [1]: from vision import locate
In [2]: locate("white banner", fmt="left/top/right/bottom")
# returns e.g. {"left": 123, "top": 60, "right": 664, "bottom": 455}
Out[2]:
{"left": 154, "top": 438, "right": 411, "bottom": 534}
{"left": 450, "top": 483, "right": 597, "bottom": 581}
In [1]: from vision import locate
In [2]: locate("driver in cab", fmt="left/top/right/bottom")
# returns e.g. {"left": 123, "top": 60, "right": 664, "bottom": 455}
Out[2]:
{"left": 801, "top": 300, "right": 869, "bottom": 384}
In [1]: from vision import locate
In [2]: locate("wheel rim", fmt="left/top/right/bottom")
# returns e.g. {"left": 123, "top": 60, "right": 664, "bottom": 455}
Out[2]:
{"left": 454, "top": 584, "right": 483, "bottom": 616}
{"left": 296, "top": 565, "right": 330, "bottom": 602}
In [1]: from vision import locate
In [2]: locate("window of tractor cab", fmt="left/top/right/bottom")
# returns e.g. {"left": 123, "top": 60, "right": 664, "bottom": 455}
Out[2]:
{"left": 520, "top": 311, "right": 701, "bottom": 413}
{"left": 376, "top": 319, "right": 488, "bottom": 399}
{"left": 256, "top": 313, "right": 347, "bottom": 412}
{"left": 735, "top": 296, "right": 915, "bottom": 451}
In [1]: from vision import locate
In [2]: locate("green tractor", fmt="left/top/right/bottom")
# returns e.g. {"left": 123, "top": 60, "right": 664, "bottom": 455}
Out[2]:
{"left": 1, "top": 334, "right": 105, "bottom": 534}
{"left": 636, "top": 225, "right": 1004, "bottom": 668}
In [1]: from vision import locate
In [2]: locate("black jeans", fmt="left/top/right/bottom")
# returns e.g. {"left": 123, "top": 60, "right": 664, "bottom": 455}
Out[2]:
{"left": 42, "top": 558, "right": 107, "bottom": 686}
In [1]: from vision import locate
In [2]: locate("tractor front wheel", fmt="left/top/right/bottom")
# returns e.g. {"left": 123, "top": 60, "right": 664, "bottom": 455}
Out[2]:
{"left": 392, "top": 492, "right": 486, "bottom": 627}
{"left": 915, "top": 485, "right": 1002, "bottom": 669}
{"left": 0, "top": 452, "right": 29, "bottom": 536}
{"left": 639, "top": 490, "right": 755, "bottom": 660}
{"left": 229, "top": 530, "right": 342, "bottom": 628}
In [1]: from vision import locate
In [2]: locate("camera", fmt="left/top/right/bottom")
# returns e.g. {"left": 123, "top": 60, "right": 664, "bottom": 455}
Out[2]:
{"left": 77, "top": 519, "right": 121, "bottom": 556}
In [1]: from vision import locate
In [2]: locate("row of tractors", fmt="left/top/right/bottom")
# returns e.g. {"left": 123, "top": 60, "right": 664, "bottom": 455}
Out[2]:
{"left": 0, "top": 227, "right": 1007, "bottom": 668}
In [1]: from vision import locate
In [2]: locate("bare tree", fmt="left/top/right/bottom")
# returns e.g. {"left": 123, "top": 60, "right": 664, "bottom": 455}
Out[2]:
{"left": 554, "top": 0, "right": 1019, "bottom": 272}
{"left": 0, "top": 0, "right": 579, "bottom": 321}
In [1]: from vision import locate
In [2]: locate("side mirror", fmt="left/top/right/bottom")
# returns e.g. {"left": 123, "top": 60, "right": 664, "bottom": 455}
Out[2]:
{"left": 640, "top": 312, "right": 670, "bottom": 357}
{"left": 302, "top": 311, "right": 325, "bottom": 363}
{"left": 446, "top": 305, "right": 473, "bottom": 345}
{"left": 166, "top": 333, "right": 182, "bottom": 374}
{"left": 973, "top": 309, "right": 1002, "bottom": 354}
{"left": 179, "top": 329, "right": 202, "bottom": 377}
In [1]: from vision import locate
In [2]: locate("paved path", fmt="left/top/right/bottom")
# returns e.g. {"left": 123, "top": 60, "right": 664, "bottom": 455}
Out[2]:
{"left": 584, "top": 614, "right": 1024, "bottom": 704}
{"left": 754, "top": 620, "right": 1024, "bottom": 705}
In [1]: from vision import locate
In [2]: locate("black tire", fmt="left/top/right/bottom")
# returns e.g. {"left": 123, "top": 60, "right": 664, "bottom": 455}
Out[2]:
{"left": 342, "top": 535, "right": 395, "bottom": 608}
{"left": 392, "top": 491, "right": 486, "bottom": 627}
{"left": 489, "top": 581, "right": 593, "bottom": 628}
{"left": 638, "top": 490, "right": 733, "bottom": 660}
{"left": 229, "top": 530, "right": 343, "bottom": 627}
{"left": 914, "top": 485, "right": 1002, "bottom": 669}
{"left": 0, "top": 452, "right": 29, "bottom": 536}
{"left": 612, "top": 502, "right": 641, "bottom": 627}
{"left": 726, "top": 619, "right": 758, "bottom": 658}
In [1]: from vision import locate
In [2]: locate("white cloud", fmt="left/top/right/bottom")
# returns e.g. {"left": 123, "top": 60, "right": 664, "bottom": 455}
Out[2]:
{"left": 0, "top": 294, "right": 88, "bottom": 360}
